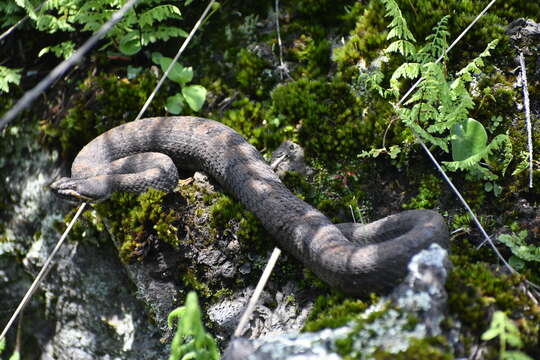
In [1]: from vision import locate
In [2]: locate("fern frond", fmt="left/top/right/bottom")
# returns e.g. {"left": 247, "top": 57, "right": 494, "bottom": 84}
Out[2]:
{"left": 457, "top": 39, "right": 498, "bottom": 81}
{"left": 139, "top": 5, "right": 181, "bottom": 27}
{"left": 142, "top": 25, "right": 188, "bottom": 44}
{"left": 416, "top": 15, "right": 450, "bottom": 63}
{"left": 391, "top": 62, "right": 420, "bottom": 81}
{"left": 380, "top": 0, "right": 416, "bottom": 42}
{"left": 385, "top": 40, "right": 416, "bottom": 57}
{"left": 443, "top": 133, "right": 511, "bottom": 172}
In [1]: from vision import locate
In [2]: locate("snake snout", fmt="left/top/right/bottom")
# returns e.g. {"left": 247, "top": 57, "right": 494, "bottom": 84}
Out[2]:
{"left": 50, "top": 177, "right": 98, "bottom": 202}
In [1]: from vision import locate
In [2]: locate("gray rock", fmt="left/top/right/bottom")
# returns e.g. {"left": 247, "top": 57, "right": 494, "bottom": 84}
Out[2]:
{"left": 208, "top": 282, "right": 313, "bottom": 342}
{"left": 270, "top": 141, "right": 313, "bottom": 178}
{"left": 506, "top": 18, "right": 540, "bottom": 54}
{"left": 221, "top": 243, "right": 451, "bottom": 360}
{"left": 0, "top": 123, "right": 168, "bottom": 359}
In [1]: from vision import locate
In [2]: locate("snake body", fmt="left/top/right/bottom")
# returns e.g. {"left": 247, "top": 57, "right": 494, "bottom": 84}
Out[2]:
{"left": 51, "top": 116, "right": 449, "bottom": 296}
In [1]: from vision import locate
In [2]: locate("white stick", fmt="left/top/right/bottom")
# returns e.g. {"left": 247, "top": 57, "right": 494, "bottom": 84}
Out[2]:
{"left": 518, "top": 51, "right": 533, "bottom": 188}
{"left": 134, "top": 0, "right": 216, "bottom": 121}
{"left": 233, "top": 247, "right": 281, "bottom": 337}
{"left": 0, "top": 202, "right": 87, "bottom": 341}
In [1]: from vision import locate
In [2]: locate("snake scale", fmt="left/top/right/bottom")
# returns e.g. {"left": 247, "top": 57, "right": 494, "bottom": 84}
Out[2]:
{"left": 51, "top": 116, "right": 449, "bottom": 296}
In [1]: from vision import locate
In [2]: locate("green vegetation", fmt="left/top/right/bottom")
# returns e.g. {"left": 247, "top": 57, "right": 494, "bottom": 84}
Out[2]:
{"left": 151, "top": 52, "right": 207, "bottom": 114}
{"left": 92, "top": 189, "right": 179, "bottom": 262}
{"left": 497, "top": 230, "right": 540, "bottom": 270}
{"left": 13, "top": 0, "right": 186, "bottom": 58}
{"left": 303, "top": 295, "right": 372, "bottom": 332}
{"left": 357, "top": 0, "right": 513, "bottom": 190}
{"left": 0, "top": 66, "right": 20, "bottom": 93}
{"left": 2, "top": 0, "right": 540, "bottom": 358}
{"left": 482, "top": 311, "right": 532, "bottom": 360}
{"left": 0, "top": 337, "right": 19, "bottom": 360}
{"left": 168, "top": 292, "right": 220, "bottom": 360}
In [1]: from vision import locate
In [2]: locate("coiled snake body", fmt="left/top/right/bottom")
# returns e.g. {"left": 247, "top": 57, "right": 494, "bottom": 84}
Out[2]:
{"left": 51, "top": 116, "right": 449, "bottom": 296}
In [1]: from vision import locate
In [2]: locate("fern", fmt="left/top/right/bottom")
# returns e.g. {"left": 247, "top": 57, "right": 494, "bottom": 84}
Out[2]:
{"left": 139, "top": 5, "right": 181, "bottom": 27}
{"left": 416, "top": 15, "right": 450, "bottom": 63}
{"left": 380, "top": 0, "right": 416, "bottom": 58}
{"left": 359, "top": 1, "right": 513, "bottom": 188}
{"left": 21, "top": 0, "right": 188, "bottom": 58}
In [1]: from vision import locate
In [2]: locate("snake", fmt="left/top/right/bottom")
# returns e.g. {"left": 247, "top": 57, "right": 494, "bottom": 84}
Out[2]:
{"left": 50, "top": 116, "right": 449, "bottom": 296}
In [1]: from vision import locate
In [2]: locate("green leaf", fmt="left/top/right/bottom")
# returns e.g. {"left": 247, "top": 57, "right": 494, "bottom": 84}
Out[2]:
{"left": 119, "top": 31, "right": 141, "bottom": 55}
{"left": 501, "top": 351, "right": 534, "bottom": 360}
{"left": 127, "top": 65, "right": 142, "bottom": 79}
{"left": 166, "top": 94, "right": 185, "bottom": 115}
{"left": 508, "top": 256, "right": 525, "bottom": 271}
{"left": 182, "top": 85, "right": 207, "bottom": 112}
{"left": 451, "top": 118, "right": 488, "bottom": 161}
{"left": 0, "top": 66, "right": 21, "bottom": 93}
{"left": 158, "top": 57, "right": 193, "bottom": 85}
{"left": 8, "top": 351, "right": 20, "bottom": 360}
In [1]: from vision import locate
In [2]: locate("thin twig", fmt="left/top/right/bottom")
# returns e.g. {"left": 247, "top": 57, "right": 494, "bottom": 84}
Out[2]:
{"left": 518, "top": 51, "right": 533, "bottom": 188}
{"left": 134, "top": 0, "right": 216, "bottom": 121}
{"left": 233, "top": 248, "right": 281, "bottom": 337}
{"left": 274, "top": 0, "right": 291, "bottom": 80}
{"left": 0, "top": 203, "right": 87, "bottom": 342}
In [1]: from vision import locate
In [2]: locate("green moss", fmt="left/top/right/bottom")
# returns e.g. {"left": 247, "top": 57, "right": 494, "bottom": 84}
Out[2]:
{"left": 446, "top": 247, "right": 540, "bottom": 357}
{"left": 210, "top": 194, "right": 272, "bottom": 254}
{"left": 41, "top": 70, "right": 167, "bottom": 160}
{"left": 372, "top": 337, "right": 453, "bottom": 360}
{"left": 403, "top": 174, "right": 443, "bottom": 209}
{"left": 93, "top": 188, "right": 179, "bottom": 263}
{"left": 332, "top": 1, "right": 387, "bottom": 72}
{"left": 234, "top": 49, "right": 275, "bottom": 98}
{"left": 303, "top": 294, "right": 371, "bottom": 332}
{"left": 269, "top": 78, "right": 386, "bottom": 165}
{"left": 220, "top": 97, "right": 286, "bottom": 150}
{"left": 290, "top": 35, "right": 331, "bottom": 78}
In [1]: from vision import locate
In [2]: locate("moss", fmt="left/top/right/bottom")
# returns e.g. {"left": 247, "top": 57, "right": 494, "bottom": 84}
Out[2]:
{"left": 41, "top": 70, "right": 167, "bottom": 160}
{"left": 92, "top": 188, "right": 179, "bottom": 263}
{"left": 402, "top": 174, "right": 443, "bottom": 209}
{"left": 290, "top": 35, "right": 332, "bottom": 78}
{"left": 269, "top": 78, "right": 387, "bottom": 165}
{"left": 372, "top": 337, "right": 453, "bottom": 360}
{"left": 234, "top": 49, "right": 275, "bottom": 98}
{"left": 219, "top": 97, "right": 286, "bottom": 150}
{"left": 446, "top": 247, "right": 540, "bottom": 357}
{"left": 332, "top": 0, "right": 387, "bottom": 73}
{"left": 303, "top": 294, "right": 371, "bottom": 332}
{"left": 210, "top": 194, "right": 272, "bottom": 254}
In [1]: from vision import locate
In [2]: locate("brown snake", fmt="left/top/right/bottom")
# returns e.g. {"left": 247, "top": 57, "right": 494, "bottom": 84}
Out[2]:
{"left": 51, "top": 116, "right": 449, "bottom": 296}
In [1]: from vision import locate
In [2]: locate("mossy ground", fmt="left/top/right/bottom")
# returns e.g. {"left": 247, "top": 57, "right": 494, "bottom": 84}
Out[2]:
{"left": 2, "top": 0, "right": 539, "bottom": 357}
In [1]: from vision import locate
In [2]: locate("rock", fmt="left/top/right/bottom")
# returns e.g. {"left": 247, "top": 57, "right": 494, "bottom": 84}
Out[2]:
{"left": 506, "top": 18, "right": 540, "bottom": 54}
{"left": 221, "top": 243, "right": 451, "bottom": 359}
{"left": 270, "top": 141, "right": 313, "bottom": 178}
{"left": 0, "top": 123, "right": 169, "bottom": 359}
{"left": 208, "top": 282, "right": 313, "bottom": 342}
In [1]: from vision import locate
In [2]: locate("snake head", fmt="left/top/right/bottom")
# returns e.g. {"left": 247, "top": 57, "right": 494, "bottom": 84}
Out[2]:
{"left": 50, "top": 176, "right": 112, "bottom": 202}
